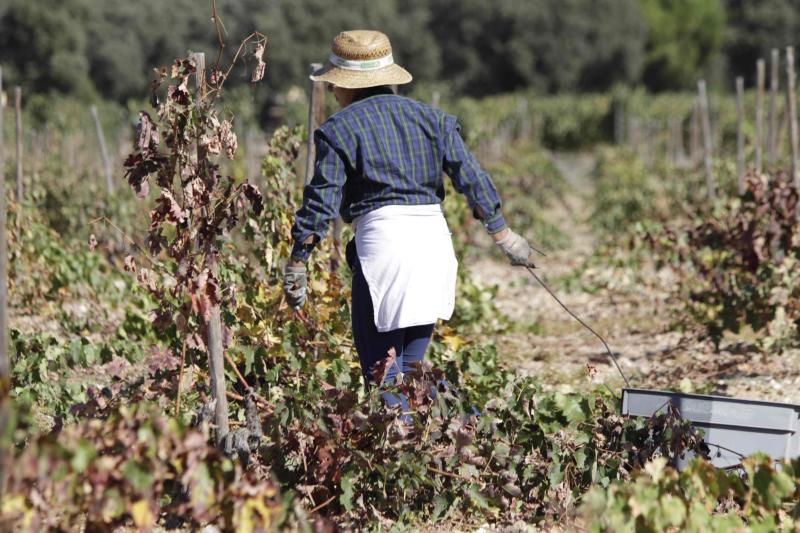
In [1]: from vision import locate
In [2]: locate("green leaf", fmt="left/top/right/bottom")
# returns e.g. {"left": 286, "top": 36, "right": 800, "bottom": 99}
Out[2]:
{"left": 242, "top": 346, "right": 255, "bottom": 376}
{"left": 574, "top": 448, "right": 587, "bottom": 469}
{"left": 555, "top": 392, "right": 588, "bottom": 423}
{"left": 502, "top": 482, "right": 522, "bottom": 497}
{"left": 123, "top": 460, "right": 154, "bottom": 492}
{"left": 494, "top": 441, "right": 510, "bottom": 462}
{"left": 467, "top": 485, "right": 489, "bottom": 510}
{"left": 340, "top": 469, "right": 357, "bottom": 513}
{"left": 100, "top": 488, "right": 125, "bottom": 521}
{"left": 659, "top": 494, "right": 686, "bottom": 527}
{"left": 431, "top": 494, "right": 450, "bottom": 522}
{"left": 189, "top": 462, "right": 215, "bottom": 513}
{"left": 70, "top": 440, "right": 96, "bottom": 473}
{"left": 459, "top": 463, "right": 480, "bottom": 480}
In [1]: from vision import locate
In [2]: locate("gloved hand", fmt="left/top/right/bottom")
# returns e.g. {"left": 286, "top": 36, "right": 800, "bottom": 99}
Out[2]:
{"left": 283, "top": 263, "right": 308, "bottom": 309}
{"left": 494, "top": 228, "right": 535, "bottom": 267}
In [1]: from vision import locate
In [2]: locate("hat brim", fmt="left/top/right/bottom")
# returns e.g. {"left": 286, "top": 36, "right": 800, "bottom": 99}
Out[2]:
{"left": 310, "top": 62, "right": 412, "bottom": 89}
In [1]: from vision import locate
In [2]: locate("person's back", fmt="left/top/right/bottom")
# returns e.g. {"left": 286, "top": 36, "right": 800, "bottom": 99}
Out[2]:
{"left": 298, "top": 86, "right": 507, "bottom": 246}
{"left": 316, "top": 91, "right": 452, "bottom": 223}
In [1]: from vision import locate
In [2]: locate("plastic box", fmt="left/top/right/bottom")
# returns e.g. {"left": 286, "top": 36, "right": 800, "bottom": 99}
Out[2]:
{"left": 621, "top": 388, "right": 800, "bottom": 469}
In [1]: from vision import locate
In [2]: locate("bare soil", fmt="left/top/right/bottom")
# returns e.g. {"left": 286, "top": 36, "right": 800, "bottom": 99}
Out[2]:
{"left": 470, "top": 152, "right": 800, "bottom": 404}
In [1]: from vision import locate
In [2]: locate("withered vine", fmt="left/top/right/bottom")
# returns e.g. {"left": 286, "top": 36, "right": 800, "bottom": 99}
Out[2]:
{"left": 123, "top": 33, "right": 267, "bottom": 443}
{"left": 649, "top": 172, "right": 800, "bottom": 349}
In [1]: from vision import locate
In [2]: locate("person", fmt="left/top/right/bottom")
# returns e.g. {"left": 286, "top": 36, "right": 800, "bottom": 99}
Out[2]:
{"left": 284, "top": 30, "right": 535, "bottom": 411}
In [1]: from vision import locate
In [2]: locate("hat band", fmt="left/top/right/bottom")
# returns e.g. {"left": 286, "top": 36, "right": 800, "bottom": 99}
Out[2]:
{"left": 329, "top": 53, "right": 394, "bottom": 71}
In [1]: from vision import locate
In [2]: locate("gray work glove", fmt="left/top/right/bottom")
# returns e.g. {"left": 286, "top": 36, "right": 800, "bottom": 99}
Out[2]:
{"left": 495, "top": 229, "right": 535, "bottom": 267}
{"left": 283, "top": 264, "right": 308, "bottom": 309}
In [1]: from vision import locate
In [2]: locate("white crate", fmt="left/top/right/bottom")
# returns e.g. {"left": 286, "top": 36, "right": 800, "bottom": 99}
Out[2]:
{"left": 621, "top": 388, "right": 800, "bottom": 469}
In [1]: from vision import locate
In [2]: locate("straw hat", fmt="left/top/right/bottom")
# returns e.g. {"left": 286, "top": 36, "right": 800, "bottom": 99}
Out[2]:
{"left": 310, "top": 30, "right": 412, "bottom": 89}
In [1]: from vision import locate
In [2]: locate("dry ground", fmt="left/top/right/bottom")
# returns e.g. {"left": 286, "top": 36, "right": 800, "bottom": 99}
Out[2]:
{"left": 470, "top": 152, "right": 800, "bottom": 405}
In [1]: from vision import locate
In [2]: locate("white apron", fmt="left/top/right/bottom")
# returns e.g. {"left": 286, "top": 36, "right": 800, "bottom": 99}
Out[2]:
{"left": 353, "top": 204, "right": 458, "bottom": 332}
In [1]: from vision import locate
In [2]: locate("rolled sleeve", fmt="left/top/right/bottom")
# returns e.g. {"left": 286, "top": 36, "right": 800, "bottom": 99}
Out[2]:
{"left": 441, "top": 116, "right": 507, "bottom": 234}
{"left": 290, "top": 131, "right": 347, "bottom": 261}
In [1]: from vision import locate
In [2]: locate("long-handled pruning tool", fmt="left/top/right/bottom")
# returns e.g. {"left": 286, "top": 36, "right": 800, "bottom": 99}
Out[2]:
{"left": 522, "top": 249, "right": 631, "bottom": 388}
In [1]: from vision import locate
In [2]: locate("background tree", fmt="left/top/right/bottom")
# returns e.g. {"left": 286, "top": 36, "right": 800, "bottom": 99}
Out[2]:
{"left": 638, "top": 0, "right": 727, "bottom": 90}
{"left": 1, "top": 0, "right": 796, "bottom": 117}
{"left": 723, "top": 0, "right": 800, "bottom": 84}
{"left": 0, "top": 0, "right": 94, "bottom": 97}
{"left": 427, "top": 0, "right": 647, "bottom": 95}
{"left": 244, "top": 0, "right": 439, "bottom": 93}
{"left": 84, "top": 0, "right": 209, "bottom": 102}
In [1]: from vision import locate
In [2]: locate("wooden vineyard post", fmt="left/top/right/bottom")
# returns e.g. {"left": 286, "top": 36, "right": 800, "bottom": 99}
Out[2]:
{"left": 626, "top": 117, "right": 635, "bottom": 152}
{"left": 646, "top": 120, "right": 657, "bottom": 167}
{"left": 614, "top": 98, "right": 625, "bottom": 146}
{"left": 304, "top": 63, "right": 324, "bottom": 186}
{"left": 736, "top": 76, "right": 746, "bottom": 194}
{"left": 90, "top": 105, "right": 114, "bottom": 195}
{"left": 244, "top": 128, "right": 260, "bottom": 188}
{"left": 193, "top": 51, "right": 229, "bottom": 446}
{"left": 690, "top": 100, "right": 701, "bottom": 164}
{"left": 777, "top": 104, "right": 789, "bottom": 160}
{"left": 628, "top": 117, "right": 641, "bottom": 156}
{"left": 0, "top": 72, "right": 9, "bottom": 391}
{"left": 768, "top": 48, "right": 779, "bottom": 162}
{"left": 303, "top": 63, "right": 341, "bottom": 271}
{"left": 517, "top": 98, "right": 532, "bottom": 141}
{"left": 666, "top": 117, "right": 675, "bottom": 164}
{"left": 30, "top": 130, "right": 42, "bottom": 193}
{"left": 786, "top": 47, "right": 799, "bottom": 187}
{"left": 641, "top": 120, "right": 650, "bottom": 165}
{"left": 669, "top": 116, "right": 682, "bottom": 163}
{"left": 14, "top": 87, "right": 22, "bottom": 203}
{"left": 756, "top": 59, "right": 765, "bottom": 173}
{"left": 698, "top": 80, "right": 716, "bottom": 200}
{"left": 0, "top": 67, "right": 10, "bottom": 499}
{"left": 431, "top": 90, "right": 441, "bottom": 108}
{"left": 671, "top": 117, "right": 683, "bottom": 163}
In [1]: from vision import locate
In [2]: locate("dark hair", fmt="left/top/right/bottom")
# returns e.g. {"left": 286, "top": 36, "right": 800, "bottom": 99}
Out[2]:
{"left": 353, "top": 85, "right": 395, "bottom": 102}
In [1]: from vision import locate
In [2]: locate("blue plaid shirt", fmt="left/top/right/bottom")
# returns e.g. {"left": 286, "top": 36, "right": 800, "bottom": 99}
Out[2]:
{"left": 290, "top": 93, "right": 507, "bottom": 261}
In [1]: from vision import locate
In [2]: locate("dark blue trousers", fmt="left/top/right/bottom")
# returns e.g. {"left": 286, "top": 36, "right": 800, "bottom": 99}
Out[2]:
{"left": 351, "top": 258, "right": 434, "bottom": 410}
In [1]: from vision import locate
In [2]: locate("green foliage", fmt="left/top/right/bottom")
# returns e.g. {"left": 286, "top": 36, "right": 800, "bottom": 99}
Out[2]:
{"left": 9, "top": 35, "right": 800, "bottom": 529}
{"left": 0, "top": 0, "right": 763, "bottom": 116}
{"left": 256, "top": 346, "right": 709, "bottom": 524}
{"left": 1, "top": 403, "right": 288, "bottom": 531}
{"left": 9, "top": 325, "right": 153, "bottom": 419}
{"left": 428, "top": 0, "right": 646, "bottom": 95}
{"left": 589, "top": 149, "right": 703, "bottom": 234}
{"left": 583, "top": 455, "right": 800, "bottom": 531}
{"left": 215, "top": 127, "right": 712, "bottom": 526}
{"left": 649, "top": 172, "right": 800, "bottom": 349}
{"left": 482, "top": 144, "right": 570, "bottom": 249}
{"left": 447, "top": 92, "right": 614, "bottom": 151}
{"left": 4, "top": 115, "right": 719, "bottom": 529}
{"left": 638, "top": 0, "right": 726, "bottom": 90}
{"left": 445, "top": 89, "right": 745, "bottom": 152}
{"left": 0, "top": 0, "right": 94, "bottom": 97}
{"left": 591, "top": 152, "right": 659, "bottom": 233}
{"left": 724, "top": 0, "right": 800, "bottom": 86}
{"left": 6, "top": 205, "right": 159, "bottom": 420}
{"left": 83, "top": 0, "right": 209, "bottom": 102}
{"left": 536, "top": 95, "right": 615, "bottom": 150}
{"left": 255, "top": 0, "right": 440, "bottom": 96}
{"left": 0, "top": 0, "right": 210, "bottom": 101}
